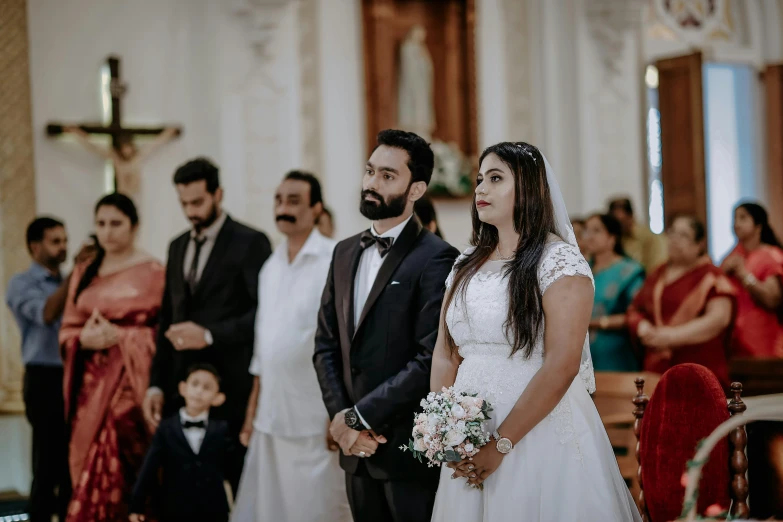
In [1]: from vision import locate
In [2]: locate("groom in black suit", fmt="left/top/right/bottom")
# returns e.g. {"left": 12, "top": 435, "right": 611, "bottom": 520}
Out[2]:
{"left": 314, "top": 129, "right": 459, "bottom": 522}
{"left": 142, "top": 157, "right": 271, "bottom": 492}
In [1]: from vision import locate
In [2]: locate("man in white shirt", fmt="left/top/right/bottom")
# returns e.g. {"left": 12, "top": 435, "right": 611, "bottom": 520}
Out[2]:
{"left": 230, "top": 171, "right": 350, "bottom": 522}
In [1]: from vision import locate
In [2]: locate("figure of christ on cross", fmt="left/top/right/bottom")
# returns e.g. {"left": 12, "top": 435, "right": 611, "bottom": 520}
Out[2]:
{"left": 47, "top": 55, "right": 181, "bottom": 195}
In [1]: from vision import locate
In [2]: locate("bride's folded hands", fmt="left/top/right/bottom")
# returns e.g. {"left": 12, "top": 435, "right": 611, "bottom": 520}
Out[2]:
{"left": 79, "top": 309, "right": 119, "bottom": 350}
{"left": 448, "top": 443, "right": 505, "bottom": 486}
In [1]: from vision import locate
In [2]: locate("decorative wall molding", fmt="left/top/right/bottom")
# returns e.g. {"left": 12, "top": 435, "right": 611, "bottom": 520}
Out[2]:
{"left": 0, "top": 0, "right": 37, "bottom": 413}
{"left": 585, "top": 0, "right": 645, "bottom": 80}
{"left": 232, "top": 0, "right": 291, "bottom": 61}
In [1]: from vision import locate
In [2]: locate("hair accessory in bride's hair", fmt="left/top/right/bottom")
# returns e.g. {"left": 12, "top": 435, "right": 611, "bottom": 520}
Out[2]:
{"left": 515, "top": 143, "right": 537, "bottom": 164}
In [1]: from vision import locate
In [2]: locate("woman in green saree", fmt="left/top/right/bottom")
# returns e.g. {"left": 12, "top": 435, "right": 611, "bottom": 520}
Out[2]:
{"left": 584, "top": 214, "right": 645, "bottom": 371}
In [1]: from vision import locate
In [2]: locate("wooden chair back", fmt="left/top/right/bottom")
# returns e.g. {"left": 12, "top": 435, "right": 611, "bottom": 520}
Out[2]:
{"left": 593, "top": 372, "right": 661, "bottom": 503}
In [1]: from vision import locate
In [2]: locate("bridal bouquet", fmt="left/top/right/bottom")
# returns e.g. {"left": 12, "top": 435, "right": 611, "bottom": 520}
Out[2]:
{"left": 401, "top": 387, "right": 493, "bottom": 467}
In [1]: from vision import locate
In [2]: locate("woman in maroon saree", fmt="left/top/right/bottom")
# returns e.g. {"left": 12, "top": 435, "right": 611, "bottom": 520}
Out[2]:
{"left": 60, "top": 194, "right": 164, "bottom": 522}
{"left": 627, "top": 216, "right": 736, "bottom": 389}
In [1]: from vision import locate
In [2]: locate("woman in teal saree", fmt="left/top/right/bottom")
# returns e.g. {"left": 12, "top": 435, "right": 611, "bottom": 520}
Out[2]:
{"left": 584, "top": 214, "right": 645, "bottom": 371}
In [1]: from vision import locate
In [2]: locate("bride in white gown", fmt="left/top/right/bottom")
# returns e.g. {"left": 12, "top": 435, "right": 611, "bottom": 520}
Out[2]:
{"left": 429, "top": 142, "right": 642, "bottom": 522}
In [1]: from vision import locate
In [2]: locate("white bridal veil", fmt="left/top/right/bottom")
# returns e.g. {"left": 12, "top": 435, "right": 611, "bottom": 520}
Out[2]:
{"left": 541, "top": 152, "right": 596, "bottom": 394}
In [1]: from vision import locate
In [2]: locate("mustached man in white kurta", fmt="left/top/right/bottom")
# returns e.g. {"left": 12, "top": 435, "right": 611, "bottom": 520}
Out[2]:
{"left": 230, "top": 172, "right": 351, "bottom": 522}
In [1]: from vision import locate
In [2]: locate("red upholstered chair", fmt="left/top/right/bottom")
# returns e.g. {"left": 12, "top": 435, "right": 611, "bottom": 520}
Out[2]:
{"left": 632, "top": 364, "right": 745, "bottom": 522}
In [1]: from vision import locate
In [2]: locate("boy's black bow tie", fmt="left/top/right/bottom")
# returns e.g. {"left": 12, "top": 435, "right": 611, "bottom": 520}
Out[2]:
{"left": 360, "top": 231, "right": 393, "bottom": 257}
{"left": 182, "top": 420, "right": 206, "bottom": 429}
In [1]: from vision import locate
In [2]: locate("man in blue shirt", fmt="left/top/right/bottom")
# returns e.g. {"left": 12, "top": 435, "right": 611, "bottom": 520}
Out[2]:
{"left": 5, "top": 217, "right": 94, "bottom": 522}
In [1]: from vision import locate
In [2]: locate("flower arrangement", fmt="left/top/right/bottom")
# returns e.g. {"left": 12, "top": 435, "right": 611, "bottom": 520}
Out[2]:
{"left": 427, "top": 140, "right": 474, "bottom": 198}
{"left": 400, "top": 387, "right": 493, "bottom": 468}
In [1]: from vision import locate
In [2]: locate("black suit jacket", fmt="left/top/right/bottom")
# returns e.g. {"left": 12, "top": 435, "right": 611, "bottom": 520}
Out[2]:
{"left": 130, "top": 414, "right": 233, "bottom": 521}
{"left": 150, "top": 216, "right": 271, "bottom": 426}
{"left": 314, "top": 218, "right": 459, "bottom": 480}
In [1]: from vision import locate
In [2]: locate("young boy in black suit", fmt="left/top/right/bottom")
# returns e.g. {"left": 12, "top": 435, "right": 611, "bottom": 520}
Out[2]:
{"left": 129, "top": 363, "right": 233, "bottom": 522}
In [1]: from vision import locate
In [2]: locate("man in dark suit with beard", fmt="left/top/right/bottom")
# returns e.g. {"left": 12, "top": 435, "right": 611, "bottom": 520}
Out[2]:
{"left": 314, "top": 129, "right": 459, "bottom": 522}
{"left": 142, "top": 157, "right": 271, "bottom": 492}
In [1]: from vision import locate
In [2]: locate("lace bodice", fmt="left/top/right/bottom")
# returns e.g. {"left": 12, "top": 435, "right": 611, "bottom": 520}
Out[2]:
{"left": 445, "top": 240, "right": 594, "bottom": 406}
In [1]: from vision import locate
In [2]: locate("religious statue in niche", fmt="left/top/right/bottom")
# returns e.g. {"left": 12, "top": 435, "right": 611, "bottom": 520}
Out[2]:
{"left": 398, "top": 25, "right": 435, "bottom": 141}
{"left": 47, "top": 56, "right": 182, "bottom": 196}
{"left": 397, "top": 25, "right": 472, "bottom": 198}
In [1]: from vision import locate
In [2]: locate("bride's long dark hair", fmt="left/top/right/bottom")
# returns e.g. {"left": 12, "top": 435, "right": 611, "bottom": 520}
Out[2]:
{"left": 444, "top": 142, "right": 558, "bottom": 358}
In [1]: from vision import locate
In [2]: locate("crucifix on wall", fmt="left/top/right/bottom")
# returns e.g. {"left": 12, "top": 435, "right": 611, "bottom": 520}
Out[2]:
{"left": 47, "top": 55, "right": 182, "bottom": 195}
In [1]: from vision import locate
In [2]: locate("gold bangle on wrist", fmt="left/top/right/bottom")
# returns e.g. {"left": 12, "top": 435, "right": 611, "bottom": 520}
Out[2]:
{"left": 599, "top": 316, "right": 610, "bottom": 329}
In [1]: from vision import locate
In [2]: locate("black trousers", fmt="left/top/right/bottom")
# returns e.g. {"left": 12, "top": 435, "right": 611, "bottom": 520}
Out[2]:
{"left": 346, "top": 471, "right": 438, "bottom": 522}
{"left": 23, "top": 365, "right": 71, "bottom": 522}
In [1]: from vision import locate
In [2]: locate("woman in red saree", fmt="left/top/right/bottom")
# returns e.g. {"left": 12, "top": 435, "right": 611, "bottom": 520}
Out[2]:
{"left": 60, "top": 193, "right": 164, "bottom": 522}
{"left": 721, "top": 202, "right": 783, "bottom": 358}
{"left": 627, "top": 216, "right": 735, "bottom": 389}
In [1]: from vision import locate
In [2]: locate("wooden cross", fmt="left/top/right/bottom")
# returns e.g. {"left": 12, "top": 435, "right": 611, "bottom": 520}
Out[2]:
{"left": 46, "top": 55, "right": 181, "bottom": 190}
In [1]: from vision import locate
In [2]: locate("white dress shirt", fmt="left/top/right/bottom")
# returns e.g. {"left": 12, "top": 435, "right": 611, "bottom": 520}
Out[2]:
{"left": 353, "top": 214, "right": 414, "bottom": 327}
{"left": 351, "top": 214, "right": 413, "bottom": 429}
{"left": 179, "top": 408, "right": 209, "bottom": 454}
{"left": 249, "top": 230, "right": 337, "bottom": 437}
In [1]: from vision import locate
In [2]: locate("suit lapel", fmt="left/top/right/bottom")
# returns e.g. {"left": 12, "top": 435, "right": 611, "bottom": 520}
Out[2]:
{"left": 171, "top": 419, "right": 196, "bottom": 456}
{"left": 193, "top": 216, "right": 233, "bottom": 299}
{"left": 200, "top": 419, "right": 220, "bottom": 453}
{"left": 173, "top": 233, "right": 189, "bottom": 293}
{"left": 354, "top": 218, "right": 422, "bottom": 339}
{"left": 343, "top": 242, "right": 364, "bottom": 341}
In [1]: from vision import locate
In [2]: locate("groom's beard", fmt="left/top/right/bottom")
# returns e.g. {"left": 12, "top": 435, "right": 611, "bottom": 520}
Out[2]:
{"left": 360, "top": 188, "right": 409, "bottom": 221}
{"left": 189, "top": 203, "right": 219, "bottom": 233}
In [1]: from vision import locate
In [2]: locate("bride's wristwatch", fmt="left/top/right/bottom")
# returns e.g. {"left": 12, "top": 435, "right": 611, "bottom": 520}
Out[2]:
{"left": 344, "top": 407, "right": 364, "bottom": 431}
{"left": 493, "top": 429, "right": 513, "bottom": 454}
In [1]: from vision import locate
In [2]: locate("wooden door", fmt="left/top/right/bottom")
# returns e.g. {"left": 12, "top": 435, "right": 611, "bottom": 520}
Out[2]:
{"left": 656, "top": 52, "right": 707, "bottom": 228}
{"left": 764, "top": 64, "right": 783, "bottom": 236}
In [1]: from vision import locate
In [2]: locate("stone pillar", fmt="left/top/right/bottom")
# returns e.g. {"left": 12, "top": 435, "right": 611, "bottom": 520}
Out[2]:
{"left": 0, "top": 0, "right": 37, "bottom": 412}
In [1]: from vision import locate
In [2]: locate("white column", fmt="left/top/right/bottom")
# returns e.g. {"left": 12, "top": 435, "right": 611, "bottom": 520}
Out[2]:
{"left": 579, "top": 0, "right": 647, "bottom": 219}
{"left": 228, "top": 0, "right": 303, "bottom": 244}
{"left": 476, "top": 0, "right": 510, "bottom": 149}
{"left": 533, "top": 0, "right": 584, "bottom": 213}
{"left": 315, "top": 0, "right": 367, "bottom": 238}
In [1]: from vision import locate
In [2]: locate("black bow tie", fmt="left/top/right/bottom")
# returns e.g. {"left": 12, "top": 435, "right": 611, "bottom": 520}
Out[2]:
{"left": 182, "top": 420, "right": 206, "bottom": 429}
{"left": 360, "top": 231, "right": 393, "bottom": 257}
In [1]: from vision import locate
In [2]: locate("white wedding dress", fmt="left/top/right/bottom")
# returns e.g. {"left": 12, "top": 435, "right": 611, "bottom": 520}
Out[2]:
{"left": 430, "top": 240, "right": 642, "bottom": 522}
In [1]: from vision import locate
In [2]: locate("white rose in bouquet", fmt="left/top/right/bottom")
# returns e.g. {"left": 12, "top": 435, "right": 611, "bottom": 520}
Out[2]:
{"left": 443, "top": 429, "right": 467, "bottom": 447}
{"left": 450, "top": 404, "right": 466, "bottom": 419}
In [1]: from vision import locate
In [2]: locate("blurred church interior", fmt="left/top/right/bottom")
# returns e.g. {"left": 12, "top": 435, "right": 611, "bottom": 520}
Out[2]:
{"left": 2, "top": 0, "right": 783, "bottom": 520}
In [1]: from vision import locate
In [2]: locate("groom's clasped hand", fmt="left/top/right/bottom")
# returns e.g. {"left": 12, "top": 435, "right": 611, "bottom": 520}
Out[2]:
{"left": 329, "top": 408, "right": 388, "bottom": 457}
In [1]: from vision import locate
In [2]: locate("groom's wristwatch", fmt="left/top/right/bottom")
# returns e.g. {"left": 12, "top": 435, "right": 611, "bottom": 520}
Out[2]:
{"left": 344, "top": 407, "right": 364, "bottom": 431}
{"left": 493, "top": 429, "right": 513, "bottom": 454}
